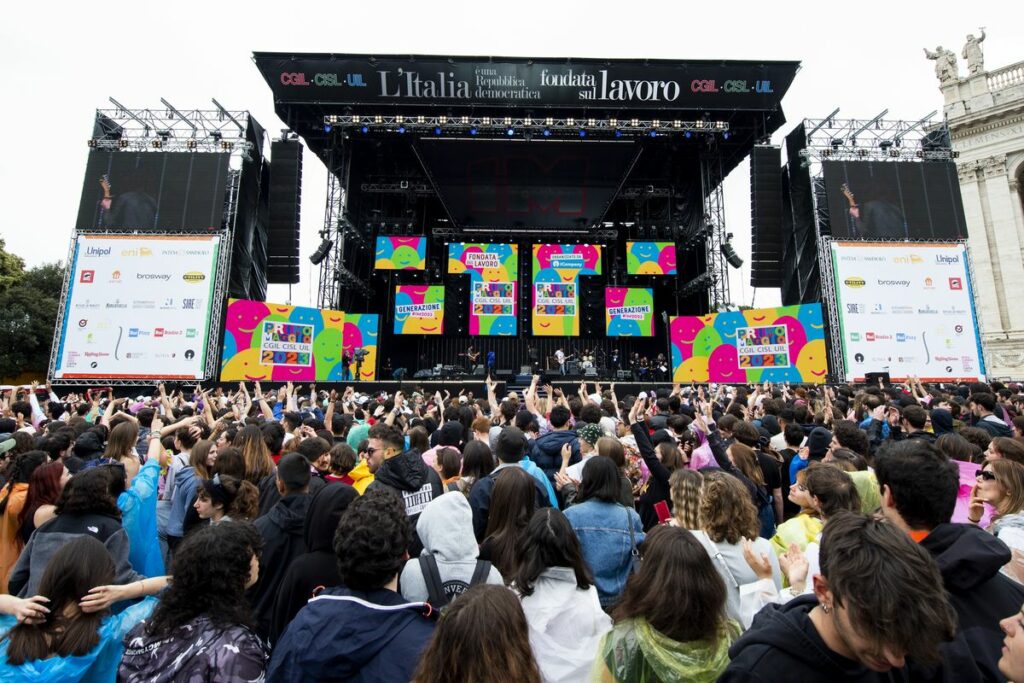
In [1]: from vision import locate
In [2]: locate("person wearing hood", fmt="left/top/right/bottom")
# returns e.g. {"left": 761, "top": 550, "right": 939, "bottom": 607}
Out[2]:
{"left": 790, "top": 427, "right": 832, "bottom": 484}
{"left": 971, "top": 393, "right": 1014, "bottom": 438}
{"left": 875, "top": 440, "right": 1024, "bottom": 681}
{"left": 165, "top": 439, "right": 212, "bottom": 552}
{"left": 400, "top": 491, "right": 503, "bottom": 607}
{"left": 364, "top": 423, "right": 442, "bottom": 556}
{"left": 722, "top": 512, "right": 958, "bottom": 682}
{"left": 268, "top": 488, "right": 436, "bottom": 682}
{"left": 248, "top": 453, "right": 313, "bottom": 642}
{"left": 270, "top": 481, "right": 358, "bottom": 641}
{"left": 931, "top": 408, "right": 956, "bottom": 437}
{"left": 529, "top": 405, "right": 581, "bottom": 483}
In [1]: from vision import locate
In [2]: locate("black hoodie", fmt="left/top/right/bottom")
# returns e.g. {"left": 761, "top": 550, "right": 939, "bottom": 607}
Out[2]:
{"left": 249, "top": 492, "right": 312, "bottom": 642}
{"left": 366, "top": 448, "right": 443, "bottom": 555}
{"left": 920, "top": 523, "right": 1024, "bottom": 683}
{"left": 270, "top": 482, "right": 358, "bottom": 644}
{"left": 721, "top": 594, "right": 916, "bottom": 682}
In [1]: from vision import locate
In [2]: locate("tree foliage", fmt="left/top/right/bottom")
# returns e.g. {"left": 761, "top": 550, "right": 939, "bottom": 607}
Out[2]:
{"left": 0, "top": 240, "right": 63, "bottom": 379}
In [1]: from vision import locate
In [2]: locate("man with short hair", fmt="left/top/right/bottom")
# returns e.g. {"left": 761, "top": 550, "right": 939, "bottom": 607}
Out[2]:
{"left": 896, "top": 404, "right": 935, "bottom": 444}
{"left": 469, "top": 426, "right": 552, "bottom": 540}
{"left": 970, "top": 393, "right": 1013, "bottom": 438}
{"left": 875, "top": 440, "right": 1024, "bottom": 681}
{"left": 269, "top": 488, "right": 436, "bottom": 681}
{"left": 529, "top": 404, "right": 581, "bottom": 482}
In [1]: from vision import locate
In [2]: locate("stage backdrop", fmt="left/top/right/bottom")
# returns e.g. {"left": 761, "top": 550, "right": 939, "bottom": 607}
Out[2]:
{"left": 831, "top": 242, "right": 985, "bottom": 381}
{"left": 626, "top": 242, "right": 677, "bottom": 275}
{"left": 670, "top": 304, "right": 827, "bottom": 383}
{"left": 53, "top": 234, "right": 220, "bottom": 380}
{"left": 532, "top": 244, "right": 602, "bottom": 336}
{"left": 221, "top": 299, "right": 378, "bottom": 381}
{"left": 606, "top": 288, "right": 654, "bottom": 337}
{"left": 394, "top": 285, "right": 444, "bottom": 334}
{"left": 375, "top": 236, "right": 426, "bottom": 270}
{"left": 447, "top": 243, "right": 518, "bottom": 335}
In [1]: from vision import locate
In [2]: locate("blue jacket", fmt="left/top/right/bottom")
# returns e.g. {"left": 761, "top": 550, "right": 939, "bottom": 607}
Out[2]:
{"left": 563, "top": 500, "right": 644, "bottom": 607}
{"left": 519, "top": 456, "right": 559, "bottom": 508}
{"left": 167, "top": 465, "right": 198, "bottom": 539}
{"left": 119, "top": 458, "right": 165, "bottom": 577}
{"left": 530, "top": 429, "right": 581, "bottom": 481}
{"left": 268, "top": 586, "right": 435, "bottom": 683}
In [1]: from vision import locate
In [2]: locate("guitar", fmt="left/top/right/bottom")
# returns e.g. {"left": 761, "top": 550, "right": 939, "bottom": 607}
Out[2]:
{"left": 841, "top": 183, "right": 861, "bottom": 238}
{"left": 459, "top": 350, "right": 480, "bottom": 363}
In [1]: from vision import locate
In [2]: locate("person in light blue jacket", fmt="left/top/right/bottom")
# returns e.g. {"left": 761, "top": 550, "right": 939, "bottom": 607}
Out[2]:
{"left": 118, "top": 421, "right": 169, "bottom": 578}
{"left": 563, "top": 456, "right": 644, "bottom": 608}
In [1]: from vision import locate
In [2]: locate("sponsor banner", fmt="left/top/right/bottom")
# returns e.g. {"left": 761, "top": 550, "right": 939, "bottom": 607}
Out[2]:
{"left": 670, "top": 304, "right": 827, "bottom": 384}
{"left": 374, "top": 236, "right": 426, "bottom": 270}
{"left": 447, "top": 243, "right": 518, "bottom": 335}
{"left": 626, "top": 242, "right": 677, "bottom": 275}
{"left": 831, "top": 242, "right": 985, "bottom": 381}
{"left": 606, "top": 288, "right": 654, "bottom": 337}
{"left": 54, "top": 234, "right": 219, "bottom": 379}
{"left": 532, "top": 244, "right": 602, "bottom": 336}
{"left": 394, "top": 285, "right": 445, "bottom": 335}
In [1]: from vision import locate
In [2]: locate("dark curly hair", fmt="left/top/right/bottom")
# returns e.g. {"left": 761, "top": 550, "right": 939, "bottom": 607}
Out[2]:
{"left": 0, "top": 450, "right": 47, "bottom": 514}
{"left": 54, "top": 466, "right": 122, "bottom": 519}
{"left": 145, "top": 521, "right": 263, "bottom": 636}
{"left": 333, "top": 487, "right": 410, "bottom": 590}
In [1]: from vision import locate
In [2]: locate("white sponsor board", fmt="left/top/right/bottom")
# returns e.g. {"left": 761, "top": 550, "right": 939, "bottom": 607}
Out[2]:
{"left": 831, "top": 242, "right": 985, "bottom": 381}
{"left": 53, "top": 234, "right": 220, "bottom": 379}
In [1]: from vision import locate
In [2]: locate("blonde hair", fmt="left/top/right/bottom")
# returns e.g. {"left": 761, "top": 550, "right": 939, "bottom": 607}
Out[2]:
{"left": 987, "top": 459, "right": 1024, "bottom": 518}
{"left": 669, "top": 469, "right": 703, "bottom": 529}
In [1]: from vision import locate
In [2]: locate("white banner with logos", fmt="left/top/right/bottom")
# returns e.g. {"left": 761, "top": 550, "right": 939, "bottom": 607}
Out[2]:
{"left": 53, "top": 234, "right": 220, "bottom": 380}
{"left": 831, "top": 242, "right": 986, "bottom": 382}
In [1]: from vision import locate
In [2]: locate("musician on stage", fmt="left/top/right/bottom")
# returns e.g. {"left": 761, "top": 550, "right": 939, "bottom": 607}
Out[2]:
{"left": 462, "top": 345, "right": 479, "bottom": 373}
{"left": 527, "top": 343, "right": 539, "bottom": 374}
{"left": 610, "top": 348, "right": 621, "bottom": 372}
{"left": 341, "top": 348, "right": 353, "bottom": 381}
{"left": 555, "top": 348, "right": 566, "bottom": 375}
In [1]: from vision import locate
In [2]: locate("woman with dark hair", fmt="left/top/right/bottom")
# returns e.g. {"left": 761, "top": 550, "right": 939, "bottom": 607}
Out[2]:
{"left": 211, "top": 446, "right": 246, "bottom": 480}
{"left": 628, "top": 398, "right": 683, "bottom": 529}
{"left": 563, "top": 456, "right": 644, "bottom": 608}
{"left": 18, "top": 461, "right": 69, "bottom": 542}
{"left": 193, "top": 474, "right": 259, "bottom": 524}
{"left": 513, "top": 508, "right": 611, "bottom": 682}
{"left": 458, "top": 440, "right": 495, "bottom": 495}
{"left": 119, "top": 522, "right": 267, "bottom": 681}
{"left": 0, "top": 536, "right": 158, "bottom": 679}
{"left": 480, "top": 467, "right": 537, "bottom": 579}
{"left": 434, "top": 447, "right": 462, "bottom": 491}
{"left": 0, "top": 451, "right": 46, "bottom": 593}
{"left": 595, "top": 525, "right": 739, "bottom": 681}
{"left": 413, "top": 583, "right": 542, "bottom": 683}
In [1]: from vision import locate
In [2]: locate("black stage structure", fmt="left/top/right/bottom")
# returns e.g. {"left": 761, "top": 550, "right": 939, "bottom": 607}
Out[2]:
{"left": 254, "top": 54, "right": 799, "bottom": 381}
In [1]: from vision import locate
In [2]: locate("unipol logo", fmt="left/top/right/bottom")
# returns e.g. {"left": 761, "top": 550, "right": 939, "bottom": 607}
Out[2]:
{"left": 936, "top": 254, "right": 960, "bottom": 265}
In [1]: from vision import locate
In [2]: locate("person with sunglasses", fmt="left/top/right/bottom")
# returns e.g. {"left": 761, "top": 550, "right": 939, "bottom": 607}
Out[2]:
{"left": 969, "top": 459, "right": 1024, "bottom": 583}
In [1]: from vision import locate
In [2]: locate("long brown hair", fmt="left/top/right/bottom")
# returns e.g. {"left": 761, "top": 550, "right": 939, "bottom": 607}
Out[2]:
{"left": 233, "top": 425, "right": 273, "bottom": 483}
{"left": 699, "top": 471, "right": 759, "bottom": 544}
{"left": 103, "top": 420, "right": 139, "bottom": 461}
{"left": 2, "top": 536, "right": 114, "bottom": 664}
{"left": 728, "top": 443, "right": 765, "bottom": 486}
{"left": 413, "top": 584, "right": 541, "bottom": 683}
{"left": 189, "top": 439, "right": 214, "bottom": 481}
{"left": 19, "top": 461, "right": 65, "bottom": 527}
{"left": 655, "top": 441, "right": 685, "bottom": 473}
{"left": 613, "top": 525, "right": 728, "bottom": 645}
{"left": 483, "top": 467, "right": 536, "bottom": 579}
{"left": 985, "top": 459, "right": 1024, "bottom": 518}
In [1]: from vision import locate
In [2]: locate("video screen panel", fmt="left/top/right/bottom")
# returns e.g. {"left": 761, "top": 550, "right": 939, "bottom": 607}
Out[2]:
{"left": 531, "top": 244, "right": 602, "bottom": 336}
{"left": 606, "top": 288, "right": 654, "bottom": 337}
{"left": 375, "top": 236, "right": 427, "bottom": 270}
{"left": 625, "top": 242, "right": 677, "bottom": 275}
{"left": 393, "top": 286, "right": 444, "bottom": 335}
{"left": 447, "top": 243, "right": 518, "bottom": 336}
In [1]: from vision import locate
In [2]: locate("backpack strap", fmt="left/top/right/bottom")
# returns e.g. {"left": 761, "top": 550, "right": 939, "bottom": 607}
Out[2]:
{"left": 469, "top": 559, "right": 492, "bottom": 586}
{"left": 418, "top": 554, "right": 448, "bottom": 608}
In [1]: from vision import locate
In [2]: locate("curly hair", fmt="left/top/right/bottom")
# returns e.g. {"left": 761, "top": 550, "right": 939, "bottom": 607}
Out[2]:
{"left": 0, "top": 451, "right": 47, "bottom": 514}
{"left": 669, "top": 468, "right": 703, "bottom": 529}
{"left": 699, "top": 471, "right": 759, "bottom": 544}
{"left": 145, "top": 521, "right": 263, "bottom": 636}
{"left": 197, "top": 475, "right": 260, "bottom": 521}
{"left": 333, "top": 487, "right": 410, "bottom": 590}
{"left": 54, "top": 466, "right": 122, "bottom": 519}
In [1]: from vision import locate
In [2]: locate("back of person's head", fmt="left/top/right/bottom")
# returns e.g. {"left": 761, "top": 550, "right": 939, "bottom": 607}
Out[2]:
{"left": 493, "top": 426, "right": 527, "bottom": 464}
{"left": 992, "top": 437, "right": 1024, "bottom": 465}
{"left": 407, "top": 426, "right": 429, "bottom": 455}
{"left": 257, "top": 421, "right": 285, "bottom": 456}
{"left": 103, "top": 421, "right": 139, "bottom": 461}
{"left": 818, "top": 512, "right": 956, "bottom": 667}
{"left": 935, "top": 433, "right": 978, "bottom": 463}
{"left": 806, "top": 463, "right": 861, "bottom": 520}
{"left": 413, "top": 583, "right": 541, "bottom": 683}
{"left": 146, "top": 521, "right": 262, "bottom": 637}
{"left": 874, "top": 440, "right": 957, "bottom": 531}
{"left": 276, "top": 452, "right": 311, "bottom": 494}
{"left": 460, "top": 440, "right": 495, "bottom": 482}
{"left": 699, "top": 471, "right": 759, "bottom": 544}
{"left": 471, "top": 416, "right": 491, "bottom": 435}
{"left": 613, "top": 525, "right": 728, "bottom": 645}
{"left": 3, "top": 536, "right": 114, "bottom": 664}
{"left": 334, "top": 488, "right": 410, "bottom": 590}
{"left": 329, "top": 443, "right": 357, "bottom": 477}
{"left": 438, "top": 421, "right": 464, "bottom": 448}
{"left": 829, "top": 448, "right": 868, "bottom": 472}
{"left": 728, "top": 442, "right": 765, "bottom": 486}
{"left": 579, "top": 403, "right": 602, "bottom": 425}
{"left": 832, "top": 420, "right": 869, "bottom": 456}
{"left": 19, "top": 461, "right": 66, "bottom": 527}
{"left": 576, "top": 455, "right": 622, "bottom": 504}
{"left": 199, "top": 474, "right": 259, "bottom": 521}
{"left": 486, "top": 467, "right": 536, "bottom": 538}
{"left": 282, "top": 411, "right": 303, "bottom": 432}
{"left": 55, "top": 466, "right": 121, "bottom": 519}
{"left": 235, "top": 425, "right": 273, "bottom": 483}
{"left": 436, "top": 447, "right": 462, "bottom": 480}
{"left": 595, "top": 436, "right": 625, "bottom": 469}
{"left": 783, "top": 422, "right": 805, "bottom": 448}
{"left": 732, "top": 421, "right": 761, "bottom": 448}
{"left": 549, "top": 405, "right": 571, "bottom": 429}
{"left": 212, "top": 447, "right": 246, "bottom": 480}
{"left": 717, "top": 414, "right": 739, "bottom": 434}
{"left": 175, "top": 423, "right": 200, "bottom": 451}
{"left": 669, "top": 468, "right": 703, "bottom": 529}
{"left": 512, "top": 508, "right": 592, "bottom": 596}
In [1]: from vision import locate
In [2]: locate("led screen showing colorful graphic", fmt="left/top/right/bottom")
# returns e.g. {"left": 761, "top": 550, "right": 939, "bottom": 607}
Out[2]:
{"left": 605, "top": 288, "right": 654, "bottom": 337}
{"left": 393, "top": 285, "right": 445, "bottom": 335}
{"left": 374, "top": 236, "right": 426, "bottom": 270}
{"left": 626, "top": 242, "right": 677, "bottom": 275}
{"left": 670, "top": 304, "right": 827, "bottom": 384}
{"left": 447, "top": 243, "right": 518, "bottom": 336}
{"left": 221, "top": 299, "right": 378, "bottom": 381}
{"left": 532, "top": 244, "right": 602, "bottom": 336}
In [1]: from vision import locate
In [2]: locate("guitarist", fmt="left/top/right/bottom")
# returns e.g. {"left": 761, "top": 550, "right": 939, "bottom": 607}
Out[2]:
{"left": 95, "top": 175, "right": 158, "bottom": 229}
{"left": 840, "top": 182, "right": 906, "bottom": 239}
{"left": 461, "top": 345, "right": 480, "bottom": 373}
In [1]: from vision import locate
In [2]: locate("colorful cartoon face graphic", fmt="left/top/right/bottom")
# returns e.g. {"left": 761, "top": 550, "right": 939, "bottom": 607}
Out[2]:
{"left": 606, "top": 288, "right": 654, "bottom": 337}
{"left": 394, "top": 286, "right": 445, "bottom": 335}
{"left": 626, "top": 242, "right": 677, "bottom": 275}
{"left": 375, "top": 236, "right": 426, "bottom": 270}
{"left": 220, "top": 347, "right": 272, "bottom": 382}
{"left": 225, "top": 299, "right": 270, "bottom": 349}
{"left": 448, "top": 243, "right": 518, "bottom": 336}
{"left": 532, "top": 244, "right": 602, "bottom": 336}
{"left": 670, "top": 305, "right": 827, "bottom": 383}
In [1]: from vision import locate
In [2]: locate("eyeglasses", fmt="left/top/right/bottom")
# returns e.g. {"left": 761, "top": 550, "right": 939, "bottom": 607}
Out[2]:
{"left": 978, "top": 470, "right": 997, "bottom": 482}
{"left": 365, "top": 447, "right": 379, "bottom": 455}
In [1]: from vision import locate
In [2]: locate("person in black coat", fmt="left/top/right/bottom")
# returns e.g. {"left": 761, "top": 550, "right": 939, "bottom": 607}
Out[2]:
{"left": 529, "top": 405, "right": 580, "bottom": 482}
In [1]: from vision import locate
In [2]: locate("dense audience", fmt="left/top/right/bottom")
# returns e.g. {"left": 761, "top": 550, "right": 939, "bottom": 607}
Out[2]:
{"left": 0, "top": 376, "right": 1024, "bottom": 681}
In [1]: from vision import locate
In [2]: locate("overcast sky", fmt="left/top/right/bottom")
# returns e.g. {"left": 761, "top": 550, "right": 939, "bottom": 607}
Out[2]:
{"left": 1, "top": 2, "right": 1016, "bottom": 310}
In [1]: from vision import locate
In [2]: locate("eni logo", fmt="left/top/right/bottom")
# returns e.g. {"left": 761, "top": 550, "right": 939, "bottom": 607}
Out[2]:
{"left": 183, "top": 272, "right": 206, "bottom": 283}
{"left": 844, "top": 277, "right": 866, "bottom": 288}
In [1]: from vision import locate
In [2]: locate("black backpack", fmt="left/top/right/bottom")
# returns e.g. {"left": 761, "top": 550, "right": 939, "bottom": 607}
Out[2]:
{"left": 418, "top": 554, "right": 491, "bottom": 610}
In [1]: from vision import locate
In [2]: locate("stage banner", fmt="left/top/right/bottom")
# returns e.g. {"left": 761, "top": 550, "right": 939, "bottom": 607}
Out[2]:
{"left": 375, "top": 236, "right": 427, "bottom": 270}
{"left": 447, "top": 243, "right": 518, "bottom": 336}
{"left": 670, "top": 304, "right": 827, "bottom": 384}
{"left": 394, "top": 285, "right": 444, "bottom": 335}
{"left": 626, "top": 242, "right": 677, "bottom": 275}
{"left": 53, "top": 234, "right": 220, "bottom": 380}
{"left": 606, "top": 288, "right": 654, "bottom": 337}
{"left": 831, "top": 242, "right": 985, "bottom": 381}
{"left": 345, "top": 313, "right": 379, "bottom": 381}
{"left": 532, "top": 244, "right": 602, "bottom": 336}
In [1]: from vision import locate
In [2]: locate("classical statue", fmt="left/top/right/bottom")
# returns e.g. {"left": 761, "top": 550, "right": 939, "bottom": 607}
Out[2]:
{"left": 924, "top": 46, "right": 960, "bottom": 84}
{"left": 962, "top": 29, "right": 986, "bottom": 74}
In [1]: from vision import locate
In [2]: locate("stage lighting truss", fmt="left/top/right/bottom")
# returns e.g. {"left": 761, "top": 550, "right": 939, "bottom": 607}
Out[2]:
{"left": 324, "top": 114, "right": 729, "bottom": 138}
{"left": 800, "top": 112, "right": 956, "bottom": 166}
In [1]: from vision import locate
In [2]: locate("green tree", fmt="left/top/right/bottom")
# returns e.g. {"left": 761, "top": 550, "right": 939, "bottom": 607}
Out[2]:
{"left": 0, "top": 238, "right": 25, "bottom": 293}
{"left": 0, "top": 257, "right": 64, "bottom": 379}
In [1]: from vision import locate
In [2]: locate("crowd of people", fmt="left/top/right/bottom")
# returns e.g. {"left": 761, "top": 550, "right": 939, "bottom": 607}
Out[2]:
{"left": 0, "top": 374, "right": 1023, "bottom": 681}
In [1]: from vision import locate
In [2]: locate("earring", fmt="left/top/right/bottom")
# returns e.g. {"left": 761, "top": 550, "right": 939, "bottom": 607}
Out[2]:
{"left": 821, "top": 603, "right": 830, "bottom": 614}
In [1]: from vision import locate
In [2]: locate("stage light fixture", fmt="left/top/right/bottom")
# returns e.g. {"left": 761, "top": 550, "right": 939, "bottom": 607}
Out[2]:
{"left": 118, "top": 139, "right": 129, "bottom": 148}
{"left": 721, "top": 241, "right": 743, "bottom": 269}
{"left": 469, "top": 126, "right": 478, "bottom": 135}
{"left": 397, "top": 126, "right": 406, "bottom": 134}
{"left": 434, "top": 127, "right": 443, "bottom": 135}
{"left": 684, "top": 131, "right": 692, "bottom": 139}
{"left": 543, "top": 128, "right": 551, "bottom": 137}
{"left": 309, "top": 238, "right": 334, "bottom": 265}
{"left": 579, "top": 129, "right": 586, "bottom": 138}
{"left": 324, "top": 123, "right": 332, "bottom": 133}
{"left": 507, "top": 127, "right": 515, "bottom": 136}
{"left": 614, "top": 129, "right": 623, "bottom": 138}
{"left": 831, "top": 138, "right": 843, "bottom": 149}
{"left": 186, "top": 139, "right": 197, "bottom": 149}
{"left": 649, "top": 130, "right": 658, "bottom": 138}
{"left": 723, "top": 132, "right": 730, "bottom": 140}
{"left": 360, "top": 125, "right": 369, "bottom": 134}
{"left": 396, "top": 115, "right": 405, "bottom": 124}
{"left": 87, "top": 139, "right": 97, "bottom": 148}
{"left": 151, "top": 139, "right": 162, "bottom": 149}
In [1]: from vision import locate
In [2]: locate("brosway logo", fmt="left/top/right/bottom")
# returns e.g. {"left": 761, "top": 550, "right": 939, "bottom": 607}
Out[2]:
{"left": 183, "top": 272, "right": 206, "bottom": 284}
{"left": 949, "top": 277, "right": 963, "bottom": 290}
{"left": 844, "top": 277, "right": 866, "bottom": 288}
{"left": 80, "top": 270, "right": 95, "bottom": 283}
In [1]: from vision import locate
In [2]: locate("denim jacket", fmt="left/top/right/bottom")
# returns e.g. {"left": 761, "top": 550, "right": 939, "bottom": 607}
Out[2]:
{"left": 563, "top": 500, "right": 645, "bottom": 607}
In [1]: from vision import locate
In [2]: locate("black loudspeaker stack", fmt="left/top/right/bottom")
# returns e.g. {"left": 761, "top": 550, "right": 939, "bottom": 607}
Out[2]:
{"left": 267, "top": 140, "right": 303, "bottom": 284}
{"left": 749, "top": 146, "right": 784, "bottom": 289}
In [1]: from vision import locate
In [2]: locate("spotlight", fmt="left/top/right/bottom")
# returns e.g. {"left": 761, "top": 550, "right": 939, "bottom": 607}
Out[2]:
{"left": 723, "top": 132, "right": 730, "bottom": 140}
{"left": 542, "top": 128, "right": 551, "bottom": 137}
{"left": 684, "top": 131, "right": 692, "bottom": 139}
{"left": 397, "top": 126, "right": 406, "bottom": 134}
{"left": 649, "top": 130, "right": 658, "bottom": 138}
{"left": 87, "top": 139, "right": 97, "bottom": 148}
{"left": 360, "top": 125, "right": 369, "bottom": 134}
{"left": 469, "top": 126, "right": 478, "bottom": 135}
{"left": 614, "top": 129, "right": 622, "bottom": 138}
{"left": 434, "top": 127, "right": 442, "bottom": 135}
{"left": 721, "top": 242, "right": 744, "bottom": 269}
{"left": 309, "top": 238, "right": 334, "bottom": 265}
{"left": 579, "top": 129, "right": 586, "bottom": 138}
{"left": 506, "top": 127, "right": 515, "bottom": 136}
{"left": 324, "top": 123, "right": 332, "bottom": 133}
